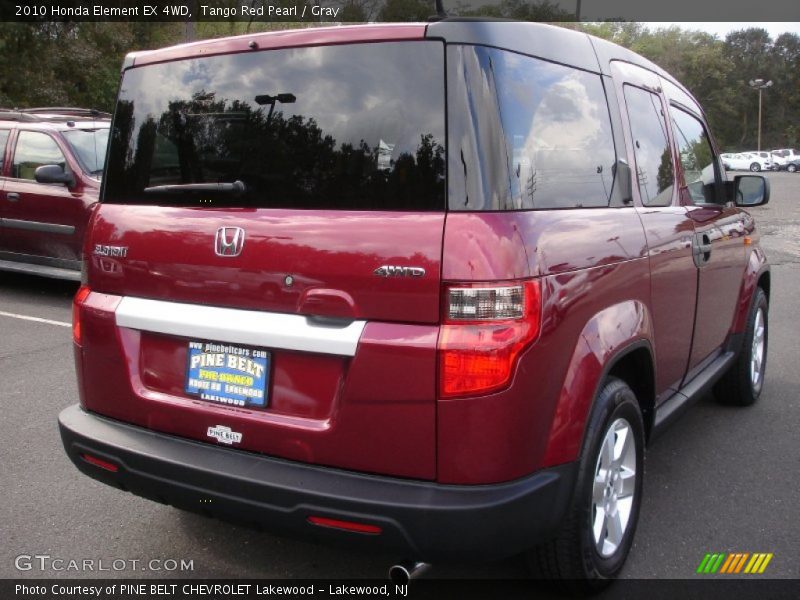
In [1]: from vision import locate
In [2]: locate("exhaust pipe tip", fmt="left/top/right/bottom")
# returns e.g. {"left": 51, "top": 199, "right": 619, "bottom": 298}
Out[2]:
{"left": 389, "top": 561, "right": 430, "bottom": 584}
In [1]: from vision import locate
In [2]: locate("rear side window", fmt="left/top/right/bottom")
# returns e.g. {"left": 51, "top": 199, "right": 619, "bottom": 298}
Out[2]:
{"left": 0, "top": 129, "right": 9, "bottom": 172}
{"left": 104, "top": 41, "right": 445, "bottom": 210}
{"left": 623, "top": 85, "right": 674, "bottom": 207}
{"left": 12, "top": 131, "right": 67, "bottom": 180}
{"left": 669, "top": 107, "right": 720, "bottom": 204}
{"left": 447, "top": 45, "right": 617, "bottom": 211}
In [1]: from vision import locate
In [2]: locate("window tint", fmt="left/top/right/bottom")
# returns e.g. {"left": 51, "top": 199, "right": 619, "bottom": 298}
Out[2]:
{"left": 12, "top": 131, "right": 66, "bottom": 180}
{"left": 623, "top": 86, "right": 674, "bottom": 207}
{"left": 105, "top": 42, "right": 445, "bottom": 210}
{"left": 0, "top": 129, "right": 9, "bottom": 171}
{"left": 448, "top": 45, "right": 617, "bottom": 210}
{"left": 670, "top": 107, "right": 720, "bottom": 204}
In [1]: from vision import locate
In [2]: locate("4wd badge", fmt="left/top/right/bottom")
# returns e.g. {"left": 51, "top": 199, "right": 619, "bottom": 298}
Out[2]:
{"left": 207, "top": 425, "right": 243, "bottom": 445}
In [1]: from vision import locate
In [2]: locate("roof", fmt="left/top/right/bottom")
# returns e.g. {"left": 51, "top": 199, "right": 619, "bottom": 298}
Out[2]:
{"left": 123, "top": 23, "right": 426, "bottom": 69}
{"left": 117, "top": 20, "right": 698, "bottom": 123}
{"left": 0, "top": 107, "right": 111, "bottom": 127}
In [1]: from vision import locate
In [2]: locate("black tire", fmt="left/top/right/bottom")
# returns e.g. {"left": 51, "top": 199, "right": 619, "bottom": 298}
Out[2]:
{"left": 714, "top": 287, "right": 768, "bottom": 406}
{"left": 788, "top": 164, "right": 797, "bottom": 173}
{"left": 750, "top": 162, "right": 761, "bottom": 172}
{"left": 527, "top": 377, "right": 645, "bottom": 593}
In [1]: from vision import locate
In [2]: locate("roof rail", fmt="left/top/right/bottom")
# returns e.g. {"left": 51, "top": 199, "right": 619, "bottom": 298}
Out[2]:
{"left": 0, "top": 110, "right": 39, "bottom": 122}
{"left": 18, "top": 107, "right": 112, "bottom": 118}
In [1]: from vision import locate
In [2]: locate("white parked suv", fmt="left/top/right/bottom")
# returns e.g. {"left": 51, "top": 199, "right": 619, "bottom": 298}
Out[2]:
{"left": 721, "top": 152, "right": 771, "bottom": 172}
{"left": 772, "top": 148, "right": 800, "bottom": 169}
{"left": 743, "top": 151, "right": 775, "bottom": 171}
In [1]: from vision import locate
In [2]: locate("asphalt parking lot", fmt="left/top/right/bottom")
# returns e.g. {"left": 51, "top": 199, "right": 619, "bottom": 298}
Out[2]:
{"left": 1, "top": 172, "right": 798, "bottom": 583}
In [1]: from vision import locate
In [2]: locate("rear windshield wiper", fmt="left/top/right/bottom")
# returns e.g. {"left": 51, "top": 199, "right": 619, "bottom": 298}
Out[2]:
{"left": 143, "top": 180, "right": 246, "bottom": 195}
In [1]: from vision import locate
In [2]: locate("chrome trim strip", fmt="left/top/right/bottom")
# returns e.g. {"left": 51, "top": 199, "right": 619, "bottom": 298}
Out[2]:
{"left": 115, "top": 297, "right": 365, "bottom": 357}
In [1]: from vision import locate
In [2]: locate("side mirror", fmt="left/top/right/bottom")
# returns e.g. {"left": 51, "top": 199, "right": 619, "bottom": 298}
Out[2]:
{"left": 35, "top": 164, "right": 74, "bottom": 187}
{"left": 729, "top": 175, "right": 769, "bottom": 207}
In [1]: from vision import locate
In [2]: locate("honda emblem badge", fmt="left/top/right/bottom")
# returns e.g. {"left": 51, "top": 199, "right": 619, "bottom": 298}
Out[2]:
{"left": 214, "top": 227, "right": 245, "bottom": 257}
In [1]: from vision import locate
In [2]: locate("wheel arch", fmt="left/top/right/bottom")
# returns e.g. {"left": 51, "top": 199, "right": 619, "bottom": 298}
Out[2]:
{"left": 541, "top": 300, "right": 655, "bottom": 467}
{"left": 730, "top": 247, "right": 770, "bottom": 338}
{"left": 758, "top": 269, "right": 770, "bottom": 302}
{"left": 606, "top": 344, "right": 656, "bottom": 442}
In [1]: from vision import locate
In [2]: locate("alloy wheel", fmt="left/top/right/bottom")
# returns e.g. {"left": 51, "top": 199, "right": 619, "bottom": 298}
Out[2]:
{"left": 751, "top": 308, "right": 766, "bottom": 391}
{"left": 591, "top": 418, "right": 637, "bottom": 558}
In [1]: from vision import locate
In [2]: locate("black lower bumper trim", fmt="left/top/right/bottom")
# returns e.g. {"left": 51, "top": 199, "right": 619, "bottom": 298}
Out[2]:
{"left": 59, "top": 405, "right": 576, "bottom": 562}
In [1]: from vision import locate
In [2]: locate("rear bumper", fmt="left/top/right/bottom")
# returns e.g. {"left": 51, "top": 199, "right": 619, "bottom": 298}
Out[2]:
{"left": 59, "top": 404, "right": 576, "bottom": 562}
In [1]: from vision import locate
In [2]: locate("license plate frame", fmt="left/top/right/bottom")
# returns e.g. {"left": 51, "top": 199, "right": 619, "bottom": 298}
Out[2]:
{"left": 184, "top": 340, "right": 270, "bottom": 408}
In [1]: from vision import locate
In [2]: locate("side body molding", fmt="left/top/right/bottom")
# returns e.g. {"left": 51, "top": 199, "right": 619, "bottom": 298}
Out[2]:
{"left": 542, "top": 300, "right": 654, "bottom": 467}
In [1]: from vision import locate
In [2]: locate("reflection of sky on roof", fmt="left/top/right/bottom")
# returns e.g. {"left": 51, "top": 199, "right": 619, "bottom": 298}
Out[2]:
{"left": 121, "top": 41, "right": 444, "bottom": 160}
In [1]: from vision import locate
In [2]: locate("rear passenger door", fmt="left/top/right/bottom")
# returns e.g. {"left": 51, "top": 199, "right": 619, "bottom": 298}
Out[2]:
{"left": 610, "top": 61, "right": 698, "bottom": 399}
{"left": 662, "top": 83, "right": 748, "bottom": 375}
{"left": 1, "top": 130, "right": 82, "bottom": 266}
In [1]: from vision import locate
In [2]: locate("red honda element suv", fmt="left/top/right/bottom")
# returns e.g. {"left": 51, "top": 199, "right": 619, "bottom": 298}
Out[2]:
{"left": 59, "top": 21, "right": 770, "bottom": 588}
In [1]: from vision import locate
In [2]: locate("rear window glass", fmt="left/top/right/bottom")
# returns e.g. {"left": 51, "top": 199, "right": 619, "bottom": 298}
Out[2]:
{"left": 104, "top": 41, "right": 445, "bottom": 210}
{"left": 447, "top": 45, "right": 617, "bottom": 211}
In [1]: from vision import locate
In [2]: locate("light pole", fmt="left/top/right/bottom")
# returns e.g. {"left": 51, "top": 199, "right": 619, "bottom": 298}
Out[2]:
{"left": 749, "top": 78, "right": 773, "bottom": 152}
{"left": 255, "top": 93, "right": 297, "bottom": 126}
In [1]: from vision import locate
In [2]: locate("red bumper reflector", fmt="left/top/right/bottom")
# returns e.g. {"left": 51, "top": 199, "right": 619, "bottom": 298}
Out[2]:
{"left": 307, "top": 516, "right": 382, "bottom": 534}
{"left": 72, "top": 285, "right": 91, "bottom": 345}
{"left": 80, "top": 453, "right": 119, "bottom": 472}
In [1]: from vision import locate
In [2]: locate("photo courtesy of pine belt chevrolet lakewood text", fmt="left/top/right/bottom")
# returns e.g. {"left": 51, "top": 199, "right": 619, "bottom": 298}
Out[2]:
{"left": 56, "top": 21, "right": 770, "bottom": 592}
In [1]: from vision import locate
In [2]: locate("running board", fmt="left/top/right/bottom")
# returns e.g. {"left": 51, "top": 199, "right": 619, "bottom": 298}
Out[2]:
{"left": 652, "top": 350, "right": 737, "bottom": 439}
{"left": 0, "top": 258, "right": 81, "bottom": 281}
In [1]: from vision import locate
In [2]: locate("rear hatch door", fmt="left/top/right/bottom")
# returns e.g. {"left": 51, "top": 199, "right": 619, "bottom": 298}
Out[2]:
{"left": 81, "top": 38, "right": 446, "bottom": 480}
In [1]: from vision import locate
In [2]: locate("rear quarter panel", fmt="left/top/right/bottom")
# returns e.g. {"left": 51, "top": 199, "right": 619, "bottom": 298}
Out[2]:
{"left": 438, "top": 209, "right": 652, "bottom": 483}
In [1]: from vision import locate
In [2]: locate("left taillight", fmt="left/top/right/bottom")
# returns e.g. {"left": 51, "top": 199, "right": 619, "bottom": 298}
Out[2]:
{"left": 438, "top": 280, "right": 541, "bottom": 398}
{"left": 72, "top": 285, "right": 91, "bottom": 345}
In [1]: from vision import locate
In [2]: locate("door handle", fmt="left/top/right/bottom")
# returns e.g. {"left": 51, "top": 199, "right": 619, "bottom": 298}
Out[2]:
{"left": 693, "top": 233, "right": 712, "bottom": 266}
{"left": 698, "top": 234, "right": 712, "bottom": 255}
{"left": 6, "top": 192, "right": 19, "bottom": 202}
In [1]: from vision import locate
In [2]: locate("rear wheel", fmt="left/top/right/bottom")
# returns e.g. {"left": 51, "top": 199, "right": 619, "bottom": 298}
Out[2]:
{"left": 788, "top": 164, "right": 797, "bottom": 173}
{"left": 528, "top": 377, "right": 644, "bottom": 592}
{"left": 714, "top": 288, "right": 768, "bottom": 406}
{"left": 750, "top": 162, "right": 761, "bottom": 172}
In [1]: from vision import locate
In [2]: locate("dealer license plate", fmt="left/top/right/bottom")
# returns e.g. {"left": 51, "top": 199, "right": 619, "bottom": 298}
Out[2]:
{"left": 184, "top": 341, "right": 270, "bottom": 408}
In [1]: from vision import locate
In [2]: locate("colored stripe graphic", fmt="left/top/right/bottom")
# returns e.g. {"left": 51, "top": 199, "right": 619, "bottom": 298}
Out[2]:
{"left": 746, "top": 554, "right": 762, "bottom": 573}
{"left": 699, "top": 552, "right": 773, "bottom": 574}
{"left": 734, "top": 553, "right": 749, "bottom": 573}
{"left": 719, "top": 553, "right": 736, "bottom": 573}
{"left": 758, "top": 553, "right": 773, "bottom": 573}
{"left": 710, "top": 553, "right": 725, "bottom": 573}
{"left": 697, "top": 553, "right": 712, "bottom": 574}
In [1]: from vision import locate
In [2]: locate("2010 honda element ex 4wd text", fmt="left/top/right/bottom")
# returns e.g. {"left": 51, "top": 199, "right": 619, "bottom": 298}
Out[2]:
{"left": 59, "top": 21, "right": 771, "bottom": 589}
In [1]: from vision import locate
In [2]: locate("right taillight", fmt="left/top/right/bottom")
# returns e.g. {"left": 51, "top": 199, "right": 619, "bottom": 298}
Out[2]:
{"left": 438, "top": 280, "right": 541, "bottom": 398}
{"left": 72, "top": 285, "right": 91, "bottom": 345}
